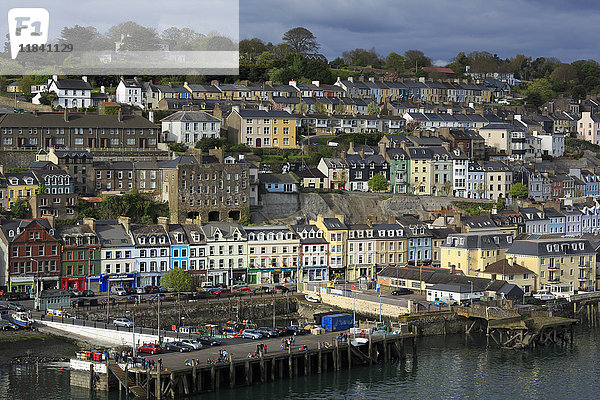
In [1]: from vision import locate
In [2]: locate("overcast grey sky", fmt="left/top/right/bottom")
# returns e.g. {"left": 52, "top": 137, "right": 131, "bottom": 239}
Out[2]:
{"left": 240, "top": 0, "right": 600, "bottom": 64}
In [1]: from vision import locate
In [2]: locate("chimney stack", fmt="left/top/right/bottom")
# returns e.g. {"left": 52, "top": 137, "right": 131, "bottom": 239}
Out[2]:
{"left": 118, "top": 216, "right": 131, "bottom": 233}
{"left": 83, "top": 218, "right": 96, "bottom": 232}
{"left": 158, "top": 216, "right": 169, "bottom": 229}
{"left": 63, "top": 108, "right": 68, "bottom": 122}
{"left": 118, "top": 108, "right": 123, "bottom": 122}
{"left": 42, "top": 213, "right": 55, "bottom": 229}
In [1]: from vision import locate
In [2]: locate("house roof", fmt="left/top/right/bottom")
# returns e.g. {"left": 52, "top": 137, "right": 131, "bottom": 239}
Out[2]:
{"left": 0, "top": 113, "right": 157, "bottom": 129}
{"left": 507, "top": 239, "right": 595, "bottom": 256}
{"left": 482, "top": 259, "right": 534, "bottom": 275}
{"left": 379, "top": 266, "right": 505, "bottom": 292}
{"left": 160, "top": 111, "right": 219, "bottom": 122}
{"left": 258, "top": 173, "right": 298, "bottom": 184}
{"left": 52, "top": 79, "right": 92, "bottom": 90}
{"left": 294, "top": 168, "right": 326, "bottom": 179}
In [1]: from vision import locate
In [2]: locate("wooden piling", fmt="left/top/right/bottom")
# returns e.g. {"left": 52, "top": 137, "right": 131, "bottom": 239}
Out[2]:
{"left": 155, "top": 371, "right": 161, "bottom": 400}
{"left": 169, "top": 372, "right": 176, "bottom": 398}
{"left": 368, "top": 333, "right": 373, "bottom": 365}
{"left": 244, "top": 361, "right": 251, "bottom": 385}
{"left": 318, "top": 348, "right": 322, "bottom": 374}
{"left": 192, "top": 360, "right": 197, "bottom": 392}
{"left": 304, "top": 353, "right": 309, "bottom": 376}
{"left": 288, "top": 355, "right": 293, "bottom": 378}
{"left": 271, "top": 358, "right": 276, "bottom": 382}
{"left": 229, "top": 355, "right": 235, "bottom": 388}
{"left": 347, "top": 341, "right": 352, "bottom": 369}
{"left": 210, "top": 366, "right": 216, "bottom": 391}
{"left": 260, "top": 355, "right": 265, "bottom": 383}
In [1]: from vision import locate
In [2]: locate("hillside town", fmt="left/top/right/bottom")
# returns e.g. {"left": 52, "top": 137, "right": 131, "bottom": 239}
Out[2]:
{"left": 0, "top": 69, "right": 598, "bottom": 306}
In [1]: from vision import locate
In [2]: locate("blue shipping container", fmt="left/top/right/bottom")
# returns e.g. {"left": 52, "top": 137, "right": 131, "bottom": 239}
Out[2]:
{"left": 321, "top": 313, "right": 354, "bottom": 332}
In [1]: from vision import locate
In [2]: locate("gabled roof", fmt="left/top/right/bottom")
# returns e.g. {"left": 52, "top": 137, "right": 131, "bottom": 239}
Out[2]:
{"left": 160, "top": 111, "right": 219, "bottom": 122}
{"left": 52, "top": 79, "right": 92, "bottom": 90}
{"left": 482, "top": 259, "right": 534, "bottom": 275}
{"left": 258, "top": 173, "right": 298, "bottom": 184}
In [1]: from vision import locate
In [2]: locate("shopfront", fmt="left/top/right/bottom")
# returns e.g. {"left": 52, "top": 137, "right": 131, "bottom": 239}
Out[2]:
{"left": 98, "top": 273, "right": 136, "bottom": 292}
{"left": 86, "top": 275, "right": 102, "bottom": 292}
{"left": 137, "top": 272, "right": 163, "bottom": 288}
{"left": 329, "top": 267, "right": 346, "bottom": 280}
{"left": 60, "top": 277, "right": 85, "bottom": 291}
{"left": 301, "top": 266, "right": 328, "bottom": 282}
{"left": 9, "top": 276, "right": 34, "bottom": 294}
{"left": 249, "top": 267, "right": 297, "bottom": 284}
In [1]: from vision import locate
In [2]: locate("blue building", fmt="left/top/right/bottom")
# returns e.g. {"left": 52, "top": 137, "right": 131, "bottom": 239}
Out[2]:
{"left": 467, "top": 162, "right": 486, "bottom": 199}
{"left": 167, "top": 224, "right": 190, "bottom": 270}
{"left": 396, "top": 216, "right": 431, "bottom": 265}
{"left": 544, "top": 207, "right": 565, "bottom": 235}
{"left": 259, "top": 173, "right": 298, "bottom": 193}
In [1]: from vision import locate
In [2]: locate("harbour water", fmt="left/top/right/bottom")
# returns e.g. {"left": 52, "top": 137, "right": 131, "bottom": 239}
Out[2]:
{"left": 2, "top": 326, "right": 600, "bottom": 400}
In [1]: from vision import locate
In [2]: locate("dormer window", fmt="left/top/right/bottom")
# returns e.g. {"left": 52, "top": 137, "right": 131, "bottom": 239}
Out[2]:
{"left": 248, "top": 233, "right": 255, "bottom": 241}
{"left": 139, "top": 236, "right": 146, "bottom": 244}
{"left": 150, "top": 236, "right": 156, "bottom": 244}
{"left": 159, "top": 236, "right": 166, "bottom": 244}
{"left": 8, "top": 230, "right": 14, "bottom": 237}
{"left": 546, "top": 244, "right": 552, "bottom": 252}
{"left": 579, "top": 242, "right": 584, "bottom": 250}
{"left": 317, "top": 231, "right": 323, "bottom": 238}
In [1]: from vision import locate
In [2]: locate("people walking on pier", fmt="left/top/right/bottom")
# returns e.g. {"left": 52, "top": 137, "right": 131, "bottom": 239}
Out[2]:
{"left": 263, "top": 343, "right": 267, "bottom": 354}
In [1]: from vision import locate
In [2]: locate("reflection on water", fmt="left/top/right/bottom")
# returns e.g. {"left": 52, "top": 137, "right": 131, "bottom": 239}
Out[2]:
{"left": 1, "top": 327, "right": 599, "bottom": 400}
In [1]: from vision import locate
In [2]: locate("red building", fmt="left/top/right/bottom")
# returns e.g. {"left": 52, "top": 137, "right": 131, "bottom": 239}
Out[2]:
{"left": 0, "top": 217, "right": 60, "bottom": 294}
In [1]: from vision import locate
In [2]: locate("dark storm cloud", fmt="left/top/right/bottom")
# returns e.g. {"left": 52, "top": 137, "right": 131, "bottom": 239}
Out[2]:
{"left": 240, "top": 0, "right": 600, "bottom": 62}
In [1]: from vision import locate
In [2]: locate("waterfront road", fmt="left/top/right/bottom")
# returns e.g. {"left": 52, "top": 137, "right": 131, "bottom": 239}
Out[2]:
{"left": 137, "top": 331, "right": 372, "bottom": 372}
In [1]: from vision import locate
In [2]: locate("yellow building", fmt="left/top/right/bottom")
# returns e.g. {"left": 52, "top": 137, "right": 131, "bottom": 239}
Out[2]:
{"left": 440, "top": 232, "right": 514, "bottom": 277}
{"left": 226, "top": 109, "right": 297, "bottom": 149}
{"left": 4, "top": 171, "right": 39, "bottom": 209}
{"left": 272, "top": 113, "right": 297, "bottom": 149}
{"left": 310, "top": 214, "right": 347, "bottom": 280}
{"left": 479, "top": 259, "right": 536, "bottom": 294}
{"left": 505, "top": 239, "right": 596, "bottom": 293}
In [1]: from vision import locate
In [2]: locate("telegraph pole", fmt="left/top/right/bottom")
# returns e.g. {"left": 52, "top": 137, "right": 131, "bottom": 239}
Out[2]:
{"left": 157, "top": 295, "right": 161, "bottom": 343}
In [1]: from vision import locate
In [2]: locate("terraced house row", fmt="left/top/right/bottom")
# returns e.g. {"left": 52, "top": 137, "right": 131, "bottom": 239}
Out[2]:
{"left": 0, "top": 209, "right": 597, "bottom": 298}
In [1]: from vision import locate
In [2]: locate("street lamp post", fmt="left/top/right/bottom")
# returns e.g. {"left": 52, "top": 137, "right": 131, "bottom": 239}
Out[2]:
{"left": 467, "top": 280, "right": 473, "bottom": 305}
{"left": 29, "top": 258, "right": 40, "bottom": 310}
{"left": 126, "top": 310, "right": 135, "bottom": 356}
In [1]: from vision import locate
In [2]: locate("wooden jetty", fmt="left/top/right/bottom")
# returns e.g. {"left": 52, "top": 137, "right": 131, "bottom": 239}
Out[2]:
{"left": 457, "top": 306, "right": 577, "bottom": 349}
{"left": 106, "top": 332, "right": 416, "bottom": 399}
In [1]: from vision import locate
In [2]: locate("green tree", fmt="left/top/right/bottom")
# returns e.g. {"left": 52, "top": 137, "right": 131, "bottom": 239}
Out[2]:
{"left": 496, "top": 197, "right": 505, "bottom": 211}
{"left": 282, "top": 27, "right": 319, "bottom": 54}
{"left": 314, "top": 102, "right": 327, "bottom": 114}
{"left": 509, "top": 182, "right": 529, "bottom": 199}
{"left": 550, "top": 63, "right": 578, "bottom": 83}
{"left": 368, "top": 174, "right": 389, "bottom": 192}
{"left": 367, "top": 102, "right": 380, "bottom": 115}
{"left": 334, "top": 104, "right": 347, "bottom": 114}
{"left": 239, "top": 207, "right": 250, "bottom": 225}
{"left": 168, "top": 142, "right": 187, "bottom": 153}
{"left": 404, "top": 50, "right": 431, "bottom": 70}
{"left": 195, "top": 137, "right": 228, "bottom": 151}
{"left": 19, "top": 76, "right": 34, "bottom": 96}
{"left": 10, "top": 200, "right": 29, "bottom": 218}
{"left": 161, "top": 267, "right": 193, "bottom": 292}
{"left": 385, "top": 52, "right": 405, "bottom": 72}
{"left": 38, "top": 91, "right": 57, "bottom": 106}
{"left": 526, "top": 78, "right": 555, "bottom": 107}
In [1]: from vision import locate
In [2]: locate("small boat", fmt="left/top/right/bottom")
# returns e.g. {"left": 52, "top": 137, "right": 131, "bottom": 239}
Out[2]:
{"left": 305, "top": 294, "right": 321, "bottom": 303}
{"left": 9, "top": 312, "right": 34, "bottom": 329}
{"left": 350, "top": 337, "right": 369, "bottom": 346}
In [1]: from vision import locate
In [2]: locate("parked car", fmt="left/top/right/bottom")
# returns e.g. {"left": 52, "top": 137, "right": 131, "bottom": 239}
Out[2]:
{"left": 274, "top": 327, "right": 290, "bottom": 336}
{"left": 135, "top": 287, "right": 147, "bottom": 294}
{"left": 178, "top": 339, "right": 203, "bottom": 350}
{"left": 165, "top": 341, "right": 192, "bottom": 353}
{"left": 71, "top": 289, "right": 83, "bottom": 297}
{"left": 207, "top": 288, "right": 231, "bottom": 296}
{"left": 487, "top": 306, "right": 504, "bottom": 312}
{"left": 145, "top": 286, "right": 160, "bottom": 294}
{"left": 391, "top": 288, "right": 413, "bottom": 296}
{"left": 274, "top": 285, "right": 289, "bottom": 293}
{"left": 138, "top": 343, "right": 163, "bottom": 354}
{"left": 8, "top": 302, "right": 25, "bottom": 312}
{"left": 113, "top": 318, "right": 134, "bottom": 328}
{"left": 287, "top": 325, "right": 308, "bottom": 335}
{"left": 257, "top": 327, "right": 279, "bottom": 337}
{"left": 82, "top": 290, "right": 95, "bottom": 297}
{"left": 197, "top": 336, "right": 222, "bottom": 346}
{"left": 241, "top": 329, "right": 263, "bottom": 340}
{"left": 233, "top": 286, "right": 251, "bottom": 293}
{"left": 434, "top": 300, "right": 448, "bottom": 306}
{"left": 253, "top": 286, "right": 272, "bottom": 293}
{"left": 111, "top": 287, "right": 127, "bottom": 296}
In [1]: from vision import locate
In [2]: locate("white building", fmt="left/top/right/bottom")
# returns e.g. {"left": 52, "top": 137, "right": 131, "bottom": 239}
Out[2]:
{"left": 32, "top": 75, "right": 92, "bottom": 108}
{"left": 201, "top": 223, "right": 247, "bottom": 286}
{"left": 426, "top": 283, "right": 484, "bottom": 305}
{"left": 94, "top": 219, "right": 136, "bottom": 292}
{"left": 451, "top": 148, "right": 468, "bottom": 198}
{"left": 161, "top": 111, "right": 221, "bottom": 148}
{"left": 533, "top": 131, "right": 564, "bottom": 158}
{"left": 129, "top": 223, "right": 171, "bottom": 288}
{"left": 116, "top": 78, "right": 143, "bottom": 107}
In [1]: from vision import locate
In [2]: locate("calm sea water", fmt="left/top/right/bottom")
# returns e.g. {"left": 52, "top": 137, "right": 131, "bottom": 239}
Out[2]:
{"left": 2, "top": 327, "right": 600, "bottom": 400}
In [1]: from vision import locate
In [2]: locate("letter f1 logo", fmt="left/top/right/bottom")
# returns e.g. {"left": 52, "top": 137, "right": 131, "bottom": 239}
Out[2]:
{"left": 8, "top": 8, "right": 49, "bottom": 59}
